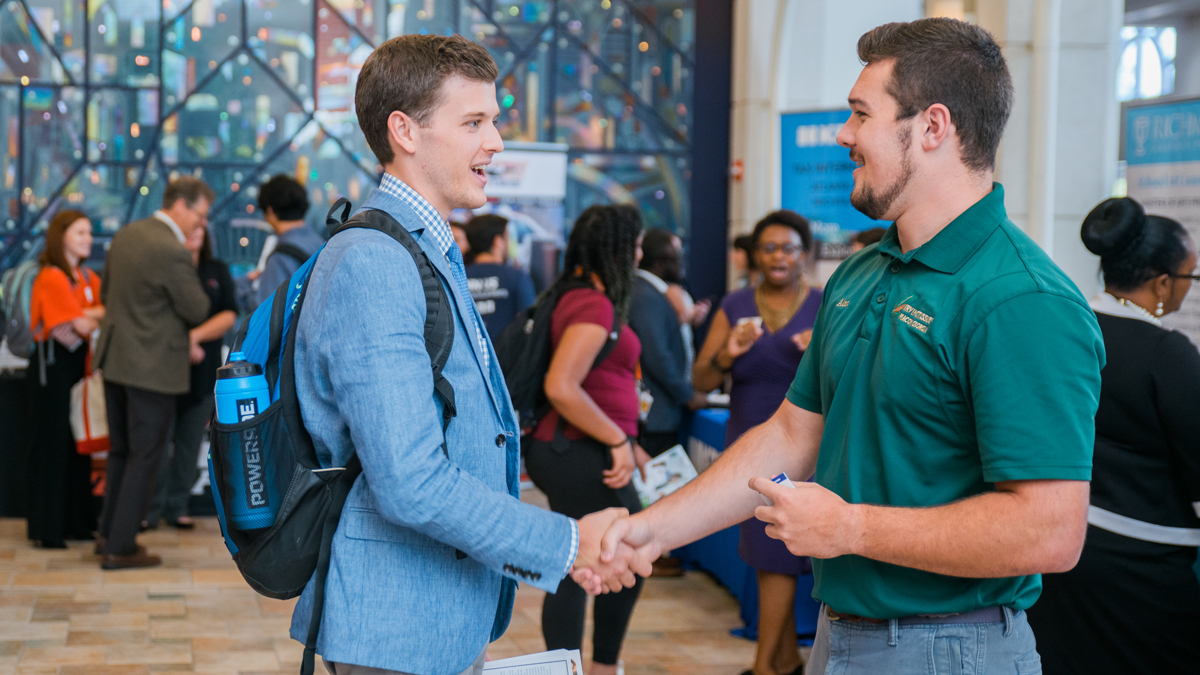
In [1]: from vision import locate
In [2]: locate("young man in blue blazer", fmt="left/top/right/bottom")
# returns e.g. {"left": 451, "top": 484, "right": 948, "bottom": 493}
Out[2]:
{"left": 288, "top": 35, "right": 648, "bottom": 675}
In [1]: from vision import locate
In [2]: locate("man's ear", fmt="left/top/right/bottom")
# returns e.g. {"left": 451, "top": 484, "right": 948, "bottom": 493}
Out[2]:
{"left": 387, "top": 110, "right": 419, "bottom": 157}
{"left": 920, "top": 103, "right": 954, "bottom": 153}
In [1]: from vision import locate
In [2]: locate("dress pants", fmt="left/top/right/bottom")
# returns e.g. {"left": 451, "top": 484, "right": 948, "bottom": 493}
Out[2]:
{"left": 99, "top": 381, "right": 175, "bottom": 556}
{"left": 146, "top": 395, "right": 214, "bottom": 524}
{"left": 524, "top": 435, "right": 643, "bottom": 665}
{"left": 24, "top": 341, "right": 97, "bottom": 544}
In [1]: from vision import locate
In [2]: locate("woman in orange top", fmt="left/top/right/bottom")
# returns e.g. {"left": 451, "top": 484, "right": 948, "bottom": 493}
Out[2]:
{"left": 25, "top": 209, "right": 104, "bottom": 549}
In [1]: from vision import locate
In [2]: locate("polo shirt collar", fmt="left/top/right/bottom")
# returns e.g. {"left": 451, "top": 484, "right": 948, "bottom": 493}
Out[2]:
{"left": 876, "top": 183, "right": 1007, "bottom": 274}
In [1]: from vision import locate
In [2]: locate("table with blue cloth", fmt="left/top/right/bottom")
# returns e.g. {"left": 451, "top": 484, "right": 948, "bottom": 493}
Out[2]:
{"left": 673, "top": 408, "right": 821, "bottom": 642}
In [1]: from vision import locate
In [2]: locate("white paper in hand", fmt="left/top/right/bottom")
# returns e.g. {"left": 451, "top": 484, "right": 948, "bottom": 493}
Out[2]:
{"left": 630, "top": 444, "right": 699, "bottom": 508}
{"left": 483, "top": 649, "right": 583, "bottom": 675}
{"left": 760, "top": 472, "right": 796, "bottom": 506}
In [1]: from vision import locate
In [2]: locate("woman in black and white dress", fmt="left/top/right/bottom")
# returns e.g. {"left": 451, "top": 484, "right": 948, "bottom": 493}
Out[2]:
{"left": 1027, "top": 197, "right": 1200, "bottom": 675}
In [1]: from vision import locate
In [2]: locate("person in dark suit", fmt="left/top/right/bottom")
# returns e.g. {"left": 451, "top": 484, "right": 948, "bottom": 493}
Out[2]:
{"left": 463, "top": 214, "right": 535, "bottom": 341}
{"left": 93, "top": 177, "right": 213, "bottom": 569}
{"left": 628, "top": 228, "right": 708, "bottom": 458}
{"left": 1027, "top": 197, "right": 1200, "bottom": 675}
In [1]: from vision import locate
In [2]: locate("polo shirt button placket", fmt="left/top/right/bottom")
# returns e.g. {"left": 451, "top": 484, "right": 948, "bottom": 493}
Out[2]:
{"left": 876, "top": 293, "right": 887, "bottom": 304}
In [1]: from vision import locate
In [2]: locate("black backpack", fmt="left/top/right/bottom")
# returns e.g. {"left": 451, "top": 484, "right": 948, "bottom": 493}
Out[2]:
{"left": 208, "top": 199, "right": 455, "bottom": 675}
{"left": 494, "top": 280, "right": 619, "bottom": 431}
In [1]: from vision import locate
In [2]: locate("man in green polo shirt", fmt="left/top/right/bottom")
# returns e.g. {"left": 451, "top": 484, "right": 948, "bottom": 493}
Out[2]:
{"left": 574, "top": 17, "right": 1105, "bottom": 674}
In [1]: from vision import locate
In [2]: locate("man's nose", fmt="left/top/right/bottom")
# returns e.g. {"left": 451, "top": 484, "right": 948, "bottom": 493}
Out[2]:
{"left": 483, "top": 125, "right": 504, "bottom": 154}
{"left": 836, "top": 121, "right": 854, "bottom": 149}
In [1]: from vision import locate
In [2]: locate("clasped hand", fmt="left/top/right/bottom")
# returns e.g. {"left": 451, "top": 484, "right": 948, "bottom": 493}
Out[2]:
{"left": 570, "top": 508, "right": 657, "bottom": 595}
{"left": 568, "top": 476, "right": 864, "bottom": 596}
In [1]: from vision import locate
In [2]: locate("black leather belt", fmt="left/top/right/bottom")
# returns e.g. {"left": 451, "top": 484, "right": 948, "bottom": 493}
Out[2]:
{"left": 826, "top": 605, "right": 1005, "bottom": 625}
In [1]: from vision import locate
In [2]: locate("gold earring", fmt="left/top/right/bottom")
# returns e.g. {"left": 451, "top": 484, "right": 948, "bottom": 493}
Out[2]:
{"left": 1156, "top": 300, "right": 1164, "bottom": 317}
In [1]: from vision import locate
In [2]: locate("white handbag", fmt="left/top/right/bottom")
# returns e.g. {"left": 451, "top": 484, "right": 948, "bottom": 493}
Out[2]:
{"left": 70, "top": 343, "right": 110, "bottom": 455}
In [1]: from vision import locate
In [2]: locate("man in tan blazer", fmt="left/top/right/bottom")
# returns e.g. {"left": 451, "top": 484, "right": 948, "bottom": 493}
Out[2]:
{"left": 95, "top": 177, "right": 213, "bottom": 569}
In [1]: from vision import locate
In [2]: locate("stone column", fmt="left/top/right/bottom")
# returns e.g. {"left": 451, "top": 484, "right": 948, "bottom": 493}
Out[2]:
{"left": 980, "top": 0, "right": 1125, "bottom": 294}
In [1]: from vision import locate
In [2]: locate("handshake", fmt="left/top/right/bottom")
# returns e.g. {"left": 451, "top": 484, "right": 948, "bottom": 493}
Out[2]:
{"left": 568, "top": 508, "right": 659, "bottom": 595}
{"left": 566, "top": 473, "right": 858, "bottom": 595}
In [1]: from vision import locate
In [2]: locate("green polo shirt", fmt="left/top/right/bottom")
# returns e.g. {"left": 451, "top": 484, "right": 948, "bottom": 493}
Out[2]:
{"left": 786, "top": 184, "right": 1104, "bottom": 619}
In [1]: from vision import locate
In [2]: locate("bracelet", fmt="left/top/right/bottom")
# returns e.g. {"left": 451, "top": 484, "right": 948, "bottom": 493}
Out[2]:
{"left": 608, "top": 435, "right": 635, "bottom": 449}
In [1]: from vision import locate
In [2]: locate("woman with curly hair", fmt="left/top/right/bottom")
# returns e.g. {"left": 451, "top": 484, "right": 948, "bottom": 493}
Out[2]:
{"left": 523, "top": 204, "right": 646, "bottom": 675}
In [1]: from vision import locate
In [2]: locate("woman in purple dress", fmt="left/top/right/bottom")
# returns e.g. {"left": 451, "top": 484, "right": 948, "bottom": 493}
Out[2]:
{"left": 694, "top": 210, "right": 822, "bottom": 675}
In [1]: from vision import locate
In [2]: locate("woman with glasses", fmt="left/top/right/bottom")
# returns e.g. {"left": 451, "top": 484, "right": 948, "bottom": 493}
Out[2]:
{"left": 1027, "top": 197, "right": 1200, "bottom": 675}
{"left": 694, "top": 210, "right": 822, "bottom": 675}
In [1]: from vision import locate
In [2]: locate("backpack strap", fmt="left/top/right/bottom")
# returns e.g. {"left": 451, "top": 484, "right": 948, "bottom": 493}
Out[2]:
{"left": 263, "top": 276, "right": 291, "bottom": 395}
{"left": 328, "top": 204, "right": 457, "bottom": 443}
{"left": 271, "top": 242, "right": 311, "bottom": 266}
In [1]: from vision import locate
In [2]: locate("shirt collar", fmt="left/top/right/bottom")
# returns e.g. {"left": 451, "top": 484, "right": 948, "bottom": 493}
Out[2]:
{"left": 876, "top": 183, "right": 1007, "bottom": 274}
{"left": 153, "top": 210, "right": 186, "bottom": 244}
{"left": 375, "top": 172, "right": 455, "bottom": 257}
{"left": 636, "top": 268, "right": 670, "bottom": 294}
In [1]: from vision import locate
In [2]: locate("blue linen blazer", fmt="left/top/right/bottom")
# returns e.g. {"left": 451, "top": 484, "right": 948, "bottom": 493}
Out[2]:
{"left": 287, "top": 188, "right": 575, "bottom": 674}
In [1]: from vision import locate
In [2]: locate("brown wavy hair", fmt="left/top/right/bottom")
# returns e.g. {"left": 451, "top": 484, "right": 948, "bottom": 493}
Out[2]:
{"left": 38, "top": 209, "right": 90, "bottom": 281}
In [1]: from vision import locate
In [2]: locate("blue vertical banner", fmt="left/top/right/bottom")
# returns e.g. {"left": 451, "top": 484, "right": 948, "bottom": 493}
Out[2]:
{"left": 780, "top": 109, "right": 883, "bottom": 252}
{"left": 1124, "top": 97, "right": 1200, "bottom": 345}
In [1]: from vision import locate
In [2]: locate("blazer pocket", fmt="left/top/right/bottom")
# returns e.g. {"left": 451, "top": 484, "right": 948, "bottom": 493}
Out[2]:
{"left": 341, "top": 507, "right": 447, "bottom": 554}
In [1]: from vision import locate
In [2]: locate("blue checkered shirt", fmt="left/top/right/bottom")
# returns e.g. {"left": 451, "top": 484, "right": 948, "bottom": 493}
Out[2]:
{"left": 376, "top": 173, "right": 489, "bottom": 368}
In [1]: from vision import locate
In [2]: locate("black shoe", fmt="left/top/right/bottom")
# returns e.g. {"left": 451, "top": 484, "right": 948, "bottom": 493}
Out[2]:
{"left": 36, "top": 540, "right": 67, "bottom": 549}
{"left": 101, "top": 549, "right": 161, "bottom": 570}
{"left": 67, "top": 531, "right": 96, "bottom": 541}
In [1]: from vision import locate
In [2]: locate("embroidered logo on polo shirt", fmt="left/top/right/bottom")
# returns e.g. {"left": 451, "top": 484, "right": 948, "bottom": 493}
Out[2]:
{"left": 892, "top": 296, "right": 933, "bottom": 334}
{"left": 836, "top": 298, "right": 849, "bottom": 308}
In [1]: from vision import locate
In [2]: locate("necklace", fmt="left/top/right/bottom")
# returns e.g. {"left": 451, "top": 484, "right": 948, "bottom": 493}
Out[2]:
{"left": 1117, "top": 298, "right": 1162, "bottom": 326}
{"left": 755, "top": 282, "right": 808, "bottom": 333}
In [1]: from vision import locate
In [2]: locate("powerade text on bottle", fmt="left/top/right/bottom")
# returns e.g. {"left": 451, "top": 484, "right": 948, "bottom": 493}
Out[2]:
{"left": 214, "top": 352, "right": 276, "bottom": 533}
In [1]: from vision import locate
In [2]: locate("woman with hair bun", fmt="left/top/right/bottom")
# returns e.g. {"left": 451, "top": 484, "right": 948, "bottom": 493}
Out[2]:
{"left": 1027, "top": 197, "right": 1200, "bottom": 675}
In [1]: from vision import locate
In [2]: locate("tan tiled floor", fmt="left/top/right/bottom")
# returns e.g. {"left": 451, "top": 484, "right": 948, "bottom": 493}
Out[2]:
{"left": 0, "top": 515, "right": 765, "bottom": 675}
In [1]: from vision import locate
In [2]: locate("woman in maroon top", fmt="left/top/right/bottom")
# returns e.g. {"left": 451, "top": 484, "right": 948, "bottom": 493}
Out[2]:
{"left": 524, "top": 204, "right": 646, "bottom": 675}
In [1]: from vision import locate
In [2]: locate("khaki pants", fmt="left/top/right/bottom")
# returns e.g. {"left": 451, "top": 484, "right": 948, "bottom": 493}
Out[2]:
{"left": 325, "top": 649, "right": 486, "bottom": 675}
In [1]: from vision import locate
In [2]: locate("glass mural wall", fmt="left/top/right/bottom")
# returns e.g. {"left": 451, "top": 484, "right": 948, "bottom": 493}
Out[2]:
{"left": 0, "top": 0, "right": 694, "bottom": 273}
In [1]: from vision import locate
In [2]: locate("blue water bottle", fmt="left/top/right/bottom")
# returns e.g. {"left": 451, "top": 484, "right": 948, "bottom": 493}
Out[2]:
{"left": 214, "top": 352, "right": 276, "bottom": 533}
